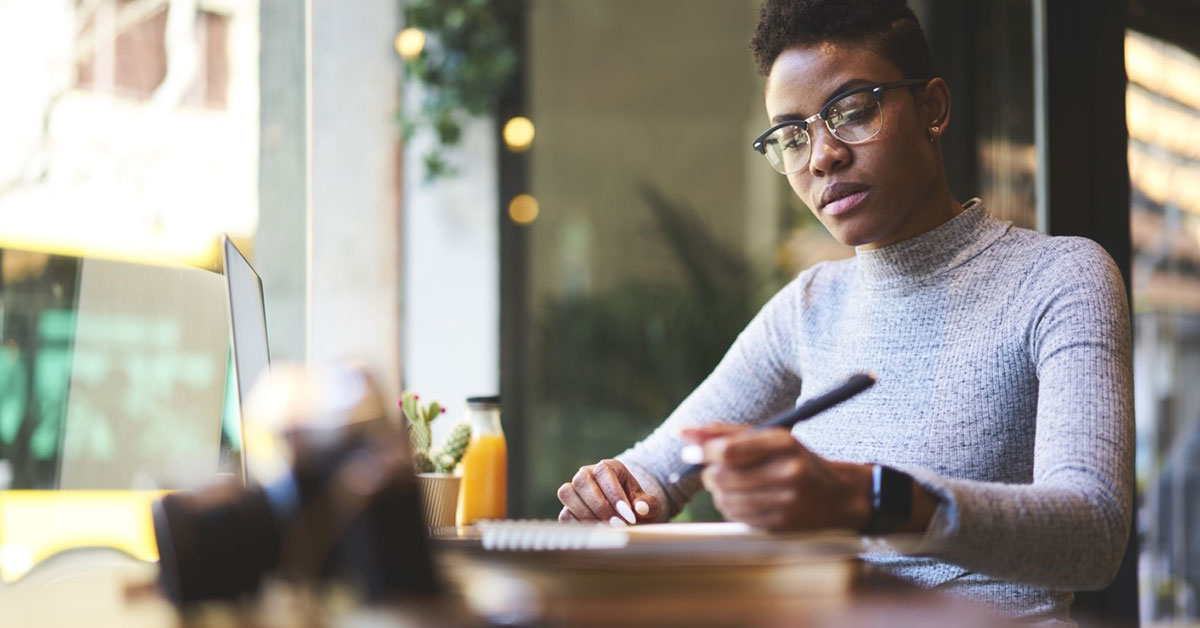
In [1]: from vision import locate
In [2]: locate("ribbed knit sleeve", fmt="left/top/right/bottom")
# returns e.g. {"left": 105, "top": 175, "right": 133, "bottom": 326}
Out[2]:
{"left": 911, "top": 237, "right": 1133, "bottom": 591}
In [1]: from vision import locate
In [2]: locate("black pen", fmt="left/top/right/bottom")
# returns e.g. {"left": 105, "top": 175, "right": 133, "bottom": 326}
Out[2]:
{"left": 668, "top": 372, "right": 876, "bottom": 483}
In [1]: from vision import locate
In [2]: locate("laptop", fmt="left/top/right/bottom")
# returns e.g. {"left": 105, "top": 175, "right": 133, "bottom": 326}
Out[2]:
{"left": 221, "top": 236, "right": 271, "bottom": 482}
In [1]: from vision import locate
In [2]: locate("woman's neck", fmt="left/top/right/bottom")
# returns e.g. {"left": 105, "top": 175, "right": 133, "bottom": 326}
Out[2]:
{"left": 858, "top": 184, "right": 962, "bottom": 251}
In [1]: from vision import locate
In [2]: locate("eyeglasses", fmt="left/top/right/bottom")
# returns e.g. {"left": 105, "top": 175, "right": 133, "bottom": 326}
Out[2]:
{"left": 751, "top": 79, "right": 929, "bottom": 175}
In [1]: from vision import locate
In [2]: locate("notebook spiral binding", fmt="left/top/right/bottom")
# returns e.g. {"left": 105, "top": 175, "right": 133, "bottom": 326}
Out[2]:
{"left": 477, "top": 520, "right": 631, "bottom": 551}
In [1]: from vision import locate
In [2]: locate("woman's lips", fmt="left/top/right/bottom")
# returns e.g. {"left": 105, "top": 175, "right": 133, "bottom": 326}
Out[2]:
{"left": 821, "top": 189, "right": 870, "bottom": 217}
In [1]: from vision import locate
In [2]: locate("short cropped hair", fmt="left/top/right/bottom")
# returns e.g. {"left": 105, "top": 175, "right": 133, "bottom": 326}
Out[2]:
{"left": 750, "top": 0, "right": 937, "bottom": 79}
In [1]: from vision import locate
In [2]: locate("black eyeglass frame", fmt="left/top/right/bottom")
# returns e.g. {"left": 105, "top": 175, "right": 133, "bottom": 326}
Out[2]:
{"left": 750, "top": 78, "right": 931, "bottom": 158}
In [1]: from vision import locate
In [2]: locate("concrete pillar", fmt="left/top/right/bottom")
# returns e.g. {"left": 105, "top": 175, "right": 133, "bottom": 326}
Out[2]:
{"left": 258, "top": 0, "right": 404, "bottom": 402}
{"left": 309, "top": 0, "right": 403, "bottom": 398}
{"left": 256, "top": 0, "right": 308, "bottom": 365}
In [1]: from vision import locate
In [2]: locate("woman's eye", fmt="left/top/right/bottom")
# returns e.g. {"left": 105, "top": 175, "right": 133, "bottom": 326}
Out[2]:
{"left": 839, "top": 107, "right": 870, "bottom": 123}
{"left": 780, "top": 132, "right": 807, "bottom": 150}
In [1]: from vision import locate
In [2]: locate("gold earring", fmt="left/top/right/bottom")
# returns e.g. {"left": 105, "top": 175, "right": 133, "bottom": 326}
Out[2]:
{"left": 929, "top": 126, "right": 939, "bottom": 142}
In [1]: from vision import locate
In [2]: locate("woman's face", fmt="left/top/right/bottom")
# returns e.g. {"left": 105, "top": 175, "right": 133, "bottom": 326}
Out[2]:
{"left": 764, "top": 41, "right": 947, "bottom": 249}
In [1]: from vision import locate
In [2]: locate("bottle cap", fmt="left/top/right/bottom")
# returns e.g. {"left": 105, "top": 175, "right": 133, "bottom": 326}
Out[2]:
{"left": 466, "top": 395, "right": 500, "bottom": 407}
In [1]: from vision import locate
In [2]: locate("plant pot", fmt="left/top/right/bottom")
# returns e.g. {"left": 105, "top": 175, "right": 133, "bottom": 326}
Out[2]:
{"left": 416, "top": 473, "right": 461, "bottom": 527}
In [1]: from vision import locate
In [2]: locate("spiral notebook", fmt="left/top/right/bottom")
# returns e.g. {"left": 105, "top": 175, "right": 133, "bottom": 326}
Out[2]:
{"left": 471, "top": 520, "right": 888, "bottom": 559}
{"left": 449, "top": 521, "right": 879, "bottom": 597}
{"left": 475, "top": 520, "right": 767, "bottom": 550}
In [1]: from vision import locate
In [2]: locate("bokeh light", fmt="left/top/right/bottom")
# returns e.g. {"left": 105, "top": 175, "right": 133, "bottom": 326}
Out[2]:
{"left": 503, "top": 116, "right": 535, "bottom": 152}
{"left": 394, "top": 27, "right": 426, "bottom": 60}
{"left": 508, "top": 194, "right": 539, "bottom": 225}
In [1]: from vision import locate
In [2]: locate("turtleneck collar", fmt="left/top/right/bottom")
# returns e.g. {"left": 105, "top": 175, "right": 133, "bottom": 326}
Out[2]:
{"left": 853, "top": 198, "right": 1010, "bottom": 288}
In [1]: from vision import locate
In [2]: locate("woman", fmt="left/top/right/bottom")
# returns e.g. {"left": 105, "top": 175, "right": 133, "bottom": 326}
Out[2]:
{"left": 555, "top": 0, "right": 1132, "bottom": 623}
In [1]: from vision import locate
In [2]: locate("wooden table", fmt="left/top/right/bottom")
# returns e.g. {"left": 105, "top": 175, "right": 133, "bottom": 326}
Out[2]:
{"left": 0, "top": 525, "right": 1015, "bottom": 627}
{"left": 430, "top": 524, "right": 1013, "bottom": 628}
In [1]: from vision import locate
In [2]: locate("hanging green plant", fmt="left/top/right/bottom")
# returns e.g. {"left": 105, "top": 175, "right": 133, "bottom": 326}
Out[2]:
{"left": 398, "top": 0, "right": 522, "bottom": 181}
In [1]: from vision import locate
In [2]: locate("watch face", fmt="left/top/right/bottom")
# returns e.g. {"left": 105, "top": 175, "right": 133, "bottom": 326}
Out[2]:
{"left": 865, "top": 465, "right": 913, "bottom": 535}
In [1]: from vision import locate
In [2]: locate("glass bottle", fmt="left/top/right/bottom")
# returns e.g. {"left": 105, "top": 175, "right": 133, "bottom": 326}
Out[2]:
{"left": 456, "top": 395, "right": 506, "bottom": 525}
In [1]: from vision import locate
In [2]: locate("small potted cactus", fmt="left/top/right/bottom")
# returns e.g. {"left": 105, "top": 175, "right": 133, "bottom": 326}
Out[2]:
{"left": 401, "top": 391, "right": 470, "bottom": 526}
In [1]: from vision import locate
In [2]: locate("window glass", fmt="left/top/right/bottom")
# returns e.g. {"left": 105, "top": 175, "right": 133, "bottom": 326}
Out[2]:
{"left": 0, "top": 0, "right": 259, "bottom": 269}
{"left": 517, "top": 0, "right": 847, "bottom": 519}
{"left": 0, "top": 0, "right": 261, "bottom": 492}
{"left": 1126, "top": 29, "right": 1200, "bottom": 623}
{"left": 918, "top": 0, "right": 1036, "bottom": 228}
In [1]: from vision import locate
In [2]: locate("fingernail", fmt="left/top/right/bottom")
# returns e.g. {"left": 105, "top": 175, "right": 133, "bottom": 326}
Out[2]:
{"left": 634, "top": 500, "right": 650, "bottom": 516}
{"left": 680, "top": 444, "right": 704, "bottom": 464}
{"left": 616, "top": 500, "right": 636, "bottom": 524}
{"left": 609, "top": 516, "right": 627, "bottom": 527}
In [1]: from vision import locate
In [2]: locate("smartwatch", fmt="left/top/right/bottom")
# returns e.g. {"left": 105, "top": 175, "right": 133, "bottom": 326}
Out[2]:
{"left": 863, "top": 464, "right": 913, "bottom": 535}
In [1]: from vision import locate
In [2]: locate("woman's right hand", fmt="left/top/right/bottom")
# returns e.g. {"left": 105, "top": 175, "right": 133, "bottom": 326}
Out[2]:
{"left": 557, "top": 459, "right": 663, "bottom": 524}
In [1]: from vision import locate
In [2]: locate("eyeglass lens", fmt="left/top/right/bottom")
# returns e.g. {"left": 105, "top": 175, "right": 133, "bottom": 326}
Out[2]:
{"left": 761, "top": 91, "right": 883, "bottom": 174}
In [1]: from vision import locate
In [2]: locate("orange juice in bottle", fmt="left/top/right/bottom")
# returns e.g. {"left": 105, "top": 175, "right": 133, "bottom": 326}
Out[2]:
{"left": 457, "top": 395, "right": 506, "bottom": 525}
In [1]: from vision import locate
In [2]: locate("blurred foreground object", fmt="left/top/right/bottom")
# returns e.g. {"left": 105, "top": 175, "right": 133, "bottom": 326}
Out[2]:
{"left": 152, "top": 363, "right": 438, "bottom": 607}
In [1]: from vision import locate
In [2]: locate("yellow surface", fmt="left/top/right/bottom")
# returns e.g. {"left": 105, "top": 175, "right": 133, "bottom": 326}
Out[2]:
{"left": 0, "top": 234, "right": 217, "bottom": 270}
{"left": 457, "top": 434, "right": 507, "bottom": 525}
{"left": 0, "top": 490, "right": 167, "bottom": 582}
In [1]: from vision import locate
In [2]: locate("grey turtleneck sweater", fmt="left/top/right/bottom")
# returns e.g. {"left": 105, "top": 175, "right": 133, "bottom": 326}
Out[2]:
{"left": 617, "top": 200, "right": 1133, "bottom": 623}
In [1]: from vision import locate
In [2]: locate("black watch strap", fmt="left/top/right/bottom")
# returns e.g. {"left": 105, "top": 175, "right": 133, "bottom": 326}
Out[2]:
{"left": 863, "top": 464, "right": 913, "bottom": 535}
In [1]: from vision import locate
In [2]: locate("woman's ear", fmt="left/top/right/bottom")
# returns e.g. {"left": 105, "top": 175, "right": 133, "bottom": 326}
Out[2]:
{"left": 921, "top": 77, "right": 951, "bottom": 142}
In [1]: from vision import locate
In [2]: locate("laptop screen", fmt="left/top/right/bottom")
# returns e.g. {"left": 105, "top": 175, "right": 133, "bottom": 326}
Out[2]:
{"left": 0, "top": 247, "right": 230, "bottom": 491}
{"left": 222, "top": 237, "right": 271, "bottom": 428}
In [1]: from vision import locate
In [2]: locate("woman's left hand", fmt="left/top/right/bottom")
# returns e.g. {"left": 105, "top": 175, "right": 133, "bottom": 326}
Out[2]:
{"left": 679, "top": 424, "right": 872, "bottom": 531}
